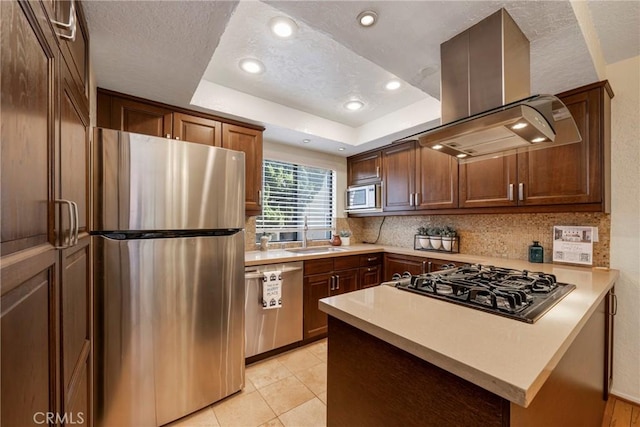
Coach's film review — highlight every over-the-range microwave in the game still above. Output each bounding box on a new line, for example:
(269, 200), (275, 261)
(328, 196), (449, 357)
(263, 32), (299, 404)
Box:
(345, 184), (382, 213)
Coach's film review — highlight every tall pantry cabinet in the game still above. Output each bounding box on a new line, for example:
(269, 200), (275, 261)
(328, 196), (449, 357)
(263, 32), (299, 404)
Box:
(1, 0), (91, 425)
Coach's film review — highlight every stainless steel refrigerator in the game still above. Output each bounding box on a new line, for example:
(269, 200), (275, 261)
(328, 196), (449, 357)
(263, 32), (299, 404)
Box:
(91, 129), (245, 426)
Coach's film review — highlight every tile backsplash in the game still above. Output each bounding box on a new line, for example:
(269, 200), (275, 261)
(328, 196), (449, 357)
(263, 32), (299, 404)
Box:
(348, 213), (611, 266)
(245, 213), (610, 267)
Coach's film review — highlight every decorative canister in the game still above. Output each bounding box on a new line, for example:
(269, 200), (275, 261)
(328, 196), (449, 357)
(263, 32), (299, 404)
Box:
(330, 235), (342, 246)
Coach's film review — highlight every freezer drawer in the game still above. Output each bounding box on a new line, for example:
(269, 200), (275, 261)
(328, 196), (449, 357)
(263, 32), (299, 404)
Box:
(245, 262), (303, 358)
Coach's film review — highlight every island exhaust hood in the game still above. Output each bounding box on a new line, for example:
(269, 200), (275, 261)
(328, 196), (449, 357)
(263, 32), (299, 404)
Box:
(409, 9), (581, 162)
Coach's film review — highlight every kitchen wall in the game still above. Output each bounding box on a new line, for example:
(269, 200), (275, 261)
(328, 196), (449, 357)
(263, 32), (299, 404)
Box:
(350, 213), (610, 266)
(607, 55), (640, 403)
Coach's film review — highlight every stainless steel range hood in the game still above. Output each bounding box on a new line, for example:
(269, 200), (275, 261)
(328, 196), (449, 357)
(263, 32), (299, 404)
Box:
(411, 9), (581, 162)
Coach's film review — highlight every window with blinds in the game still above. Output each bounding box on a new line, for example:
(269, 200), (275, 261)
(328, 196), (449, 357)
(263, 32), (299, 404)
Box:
(256, 159), (335, 242)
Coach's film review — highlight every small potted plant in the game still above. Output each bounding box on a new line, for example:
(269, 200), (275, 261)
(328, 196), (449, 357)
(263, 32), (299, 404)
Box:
(339, 230), (352, 246)
(417, 226), (430, 249)
(428, 227), (442, 250)
(442, 226), (457, 251)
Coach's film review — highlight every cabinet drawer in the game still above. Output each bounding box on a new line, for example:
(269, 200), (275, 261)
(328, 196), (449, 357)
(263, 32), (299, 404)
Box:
(334, 255), (360, 271)
(360, 253), (382, 267)
(359, 265), (381, 289)
(304, 258), (334, 276)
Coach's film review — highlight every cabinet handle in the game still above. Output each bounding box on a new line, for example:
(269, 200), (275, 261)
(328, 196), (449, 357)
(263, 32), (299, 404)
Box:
(508, 184), (514, 201)
(175, 136), (180, 140)
(71, 201), (79, 245)
(428, 261), (433, 273)
(330, 276), (335, 291)
(409, 193), (414, 207)
(414, 193), (420, 206)
(55, 199), (75, 249)
(258, 190), (262, 206)
(422, 261), (427, 274)
(51, 0), (77, 41)
(376, 166), (380, 178)
(166, 134), (171, 138)
(518, 183), (524, 201)
(366, 257), (377, 262)
(335, 275), (340, 290)
(611, 293), (618, 316)
(367, 267), (373, 272)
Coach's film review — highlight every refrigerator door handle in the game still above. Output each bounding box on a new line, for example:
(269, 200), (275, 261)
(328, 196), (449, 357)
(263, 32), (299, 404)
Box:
(55, 199), (75, 249)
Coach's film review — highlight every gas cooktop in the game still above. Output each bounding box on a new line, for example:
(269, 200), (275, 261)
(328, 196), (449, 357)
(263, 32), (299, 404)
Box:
(381, 264), (575, 323)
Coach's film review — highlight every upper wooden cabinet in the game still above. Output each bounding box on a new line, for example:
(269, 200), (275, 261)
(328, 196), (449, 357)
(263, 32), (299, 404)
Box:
(222, 124), (263, 216)
(173, 113), (222, 146)
(377, 141), (458, 213)
(57, 0), (90, 104)
(460, 81), (613, 210)
(415, 143), (459, 210)
(97, 89), (265, 216)
(108, 95), (173, 137)
(348, 150), (382, 186)
(382, 141), (416, 211)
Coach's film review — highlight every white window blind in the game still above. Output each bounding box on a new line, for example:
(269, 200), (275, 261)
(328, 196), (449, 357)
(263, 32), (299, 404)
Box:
(257, 159), (335, 242)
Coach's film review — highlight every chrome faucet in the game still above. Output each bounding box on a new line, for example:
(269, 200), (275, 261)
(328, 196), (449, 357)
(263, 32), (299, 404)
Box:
(302, 215), (308, 248)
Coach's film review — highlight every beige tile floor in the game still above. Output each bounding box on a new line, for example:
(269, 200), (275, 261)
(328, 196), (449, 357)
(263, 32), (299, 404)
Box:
(167, 339), (328, 427)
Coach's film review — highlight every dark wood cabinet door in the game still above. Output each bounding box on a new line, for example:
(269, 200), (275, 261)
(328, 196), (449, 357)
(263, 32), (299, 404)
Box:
(172, 113), (222, 146)
(111, 96), (173, 137)
(383, 254), (426, 281)
(60, 238), (90, 419)
(348, 151), (382, 185)
(59, 56), (89, 236)
(382, 142), (416, 211)
(427, 258), (461, 273)
(57, 0), (89, 103)
(359, 266), (381, 289)
(459, 155), (518, 208)
(518, 87), (604, 206)
(416, 145), (459, 210)
(222, 124), (263, 215)
(1, 249), (57, 427)
(1, 0), (56, 255)
(303, 273), (332, 339)
(333, 268), (359, 296)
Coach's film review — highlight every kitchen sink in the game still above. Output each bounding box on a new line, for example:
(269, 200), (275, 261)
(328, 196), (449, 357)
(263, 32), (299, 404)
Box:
(285, 247), (349, 254)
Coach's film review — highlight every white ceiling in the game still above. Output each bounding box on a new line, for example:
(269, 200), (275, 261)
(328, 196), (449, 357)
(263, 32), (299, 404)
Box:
(85, 0), (640, 156)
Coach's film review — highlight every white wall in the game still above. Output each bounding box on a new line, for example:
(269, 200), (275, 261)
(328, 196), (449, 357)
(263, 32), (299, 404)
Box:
(263, 140), (348, 217)
(607, 55), (640, 403)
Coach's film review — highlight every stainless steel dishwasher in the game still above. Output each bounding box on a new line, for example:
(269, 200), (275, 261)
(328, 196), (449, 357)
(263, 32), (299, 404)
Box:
(244, 262), (303, 358)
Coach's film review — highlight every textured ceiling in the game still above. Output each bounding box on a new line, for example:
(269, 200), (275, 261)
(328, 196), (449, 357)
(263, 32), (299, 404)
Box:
(201, 1), (429, 127)
(588, 0), (640, 64)
(84, 0), (640, 156)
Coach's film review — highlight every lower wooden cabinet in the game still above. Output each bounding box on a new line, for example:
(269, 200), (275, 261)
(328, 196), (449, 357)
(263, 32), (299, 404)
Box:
(303, 254), (383, 339)
(383, 253), (462, 281)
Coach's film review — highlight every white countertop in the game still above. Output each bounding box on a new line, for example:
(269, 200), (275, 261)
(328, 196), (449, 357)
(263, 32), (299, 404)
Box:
(318, 259), (618, 407)
(245, 244), (489, 266)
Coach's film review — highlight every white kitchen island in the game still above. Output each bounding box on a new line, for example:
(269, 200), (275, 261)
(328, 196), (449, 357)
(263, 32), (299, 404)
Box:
(319, 261), (618, 426)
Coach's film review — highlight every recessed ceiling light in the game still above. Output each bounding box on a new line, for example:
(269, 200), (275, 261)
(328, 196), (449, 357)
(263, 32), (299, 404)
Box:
(338, 147), (346, 151)
(302, 139), (311, 144)
(432, 144), (443, 150)
(270, 16), (297, 38)
(385, 80), (401, 91)
(531, 137), (547, 143)
(239, 58), (265, 74)
(357, 11), (377, 27)
(511, 122), (528, 130)
(344, 100), (364, 111)
(456, 153), (468, 159)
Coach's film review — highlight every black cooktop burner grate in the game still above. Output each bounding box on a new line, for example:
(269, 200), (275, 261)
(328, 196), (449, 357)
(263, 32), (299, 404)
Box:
(390, 264), (575, 323)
